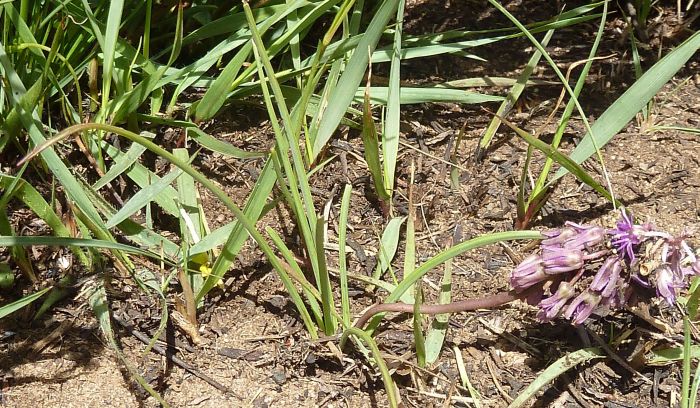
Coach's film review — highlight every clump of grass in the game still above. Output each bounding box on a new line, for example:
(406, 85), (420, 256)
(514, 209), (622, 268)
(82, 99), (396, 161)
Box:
(6, 1), (696, 405)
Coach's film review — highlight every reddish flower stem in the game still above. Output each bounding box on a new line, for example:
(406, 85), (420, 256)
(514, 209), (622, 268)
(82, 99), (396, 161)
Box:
(354, 287), (537, 330)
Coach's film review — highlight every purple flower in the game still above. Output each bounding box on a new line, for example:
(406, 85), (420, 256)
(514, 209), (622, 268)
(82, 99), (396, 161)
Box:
(563, 224), (606, 251)
(541, 223), (605, 252)
(590, 256), (622, 297)
(599, 281), (629, 311)
(541, 248), (584, 274)
(537, 282), (575, 322)
(691, 260), (700, 276)
(563, 291), (601, 325)
(609, 208), (651, 263)
(655, 266), (678, 305)
(510, 254), (547, 292)
(541, 227), (577, 247)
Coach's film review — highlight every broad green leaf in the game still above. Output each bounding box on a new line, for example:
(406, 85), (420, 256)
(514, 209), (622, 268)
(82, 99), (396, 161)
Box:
(377, 216), (406, 273)
(649, 345), (700, 365)
(553, 30), (700, 181)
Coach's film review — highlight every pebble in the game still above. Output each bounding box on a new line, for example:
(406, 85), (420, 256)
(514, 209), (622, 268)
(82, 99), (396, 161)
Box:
(271, 369), (287, 385)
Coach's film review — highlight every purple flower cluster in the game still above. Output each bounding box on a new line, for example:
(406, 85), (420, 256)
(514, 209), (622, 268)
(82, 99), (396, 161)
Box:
(511, 209), (700, 325)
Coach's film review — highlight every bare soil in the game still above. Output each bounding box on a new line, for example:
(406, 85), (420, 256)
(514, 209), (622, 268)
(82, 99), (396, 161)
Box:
(2, 1), (700, 407)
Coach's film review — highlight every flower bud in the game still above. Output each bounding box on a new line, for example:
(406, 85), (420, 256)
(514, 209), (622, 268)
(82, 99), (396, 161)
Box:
(590, 256), (622, 297)
(510, 254), (547, 292)
(541, 227), (577, 247)
(563, 291), (601, 325)
(536, 282), (575, 322)
(541, 249), (584, 274)
(562, 226), (606, 251)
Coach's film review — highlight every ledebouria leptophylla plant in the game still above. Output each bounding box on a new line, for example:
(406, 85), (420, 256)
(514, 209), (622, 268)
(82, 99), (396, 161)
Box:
(511, 208), (700, 325)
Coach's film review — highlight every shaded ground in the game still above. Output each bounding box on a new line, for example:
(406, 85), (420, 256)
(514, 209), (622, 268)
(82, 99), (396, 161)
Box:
(2, 1), (700, 407)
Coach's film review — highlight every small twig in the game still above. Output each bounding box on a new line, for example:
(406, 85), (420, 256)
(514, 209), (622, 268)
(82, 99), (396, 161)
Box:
(113, 314), (233, 394)
(485, 356), (513, 403)
(586, 328), (653, 385)
(31, 319), (75, 353)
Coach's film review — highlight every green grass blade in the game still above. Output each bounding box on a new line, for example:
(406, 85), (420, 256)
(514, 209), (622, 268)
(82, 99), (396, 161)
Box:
(382, 0), (405, 193)
(553, 30), (700, 181)
(316, 215), (337, 335)
(187, 127), (266, 159)
(361, 85), (391, 201)
(0, 174), (90, 267)
(682, 317), (692, 408)
(507, 348), (604, 408)
(689, 349), (700, 408)
(267, 227), (323, 329)
(357, 87), (503, 105)
(477, 28), (555, 155)
(194, 42), (253, 122)
(99, 0), (124, 117)
(105, 168), (182, 229)
(100, 140), (179, 216)
(341, 327), (399, 408)
(413, 282), (426, 368)
(0, 42), (109, 239)
(312, 0), (400, 160)
(196, 159), (276, 301)
(454, 346), (482, 407)
(401, 185), (416, 302)
(0, 236), (162, 261)
(425, 251), (452, 365)
(79, 176), (180, 259)
(499, 117), (619, 206)
(0, 287), (51, 319)
(93, 136), (149, 190)
(338, 184), (352, 327)
(531, 1), (608, 200)
(266, 227), (326, 338)
(649, 346), (700, 364)
(174, 148), (202, 244)
(372, 217), (406, 287)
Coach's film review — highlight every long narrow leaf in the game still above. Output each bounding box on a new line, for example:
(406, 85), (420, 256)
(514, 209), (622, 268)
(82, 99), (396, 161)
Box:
(508, 348), (604, 408)
(552, 28), (700, 180)
(312, 0), (400, 159)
